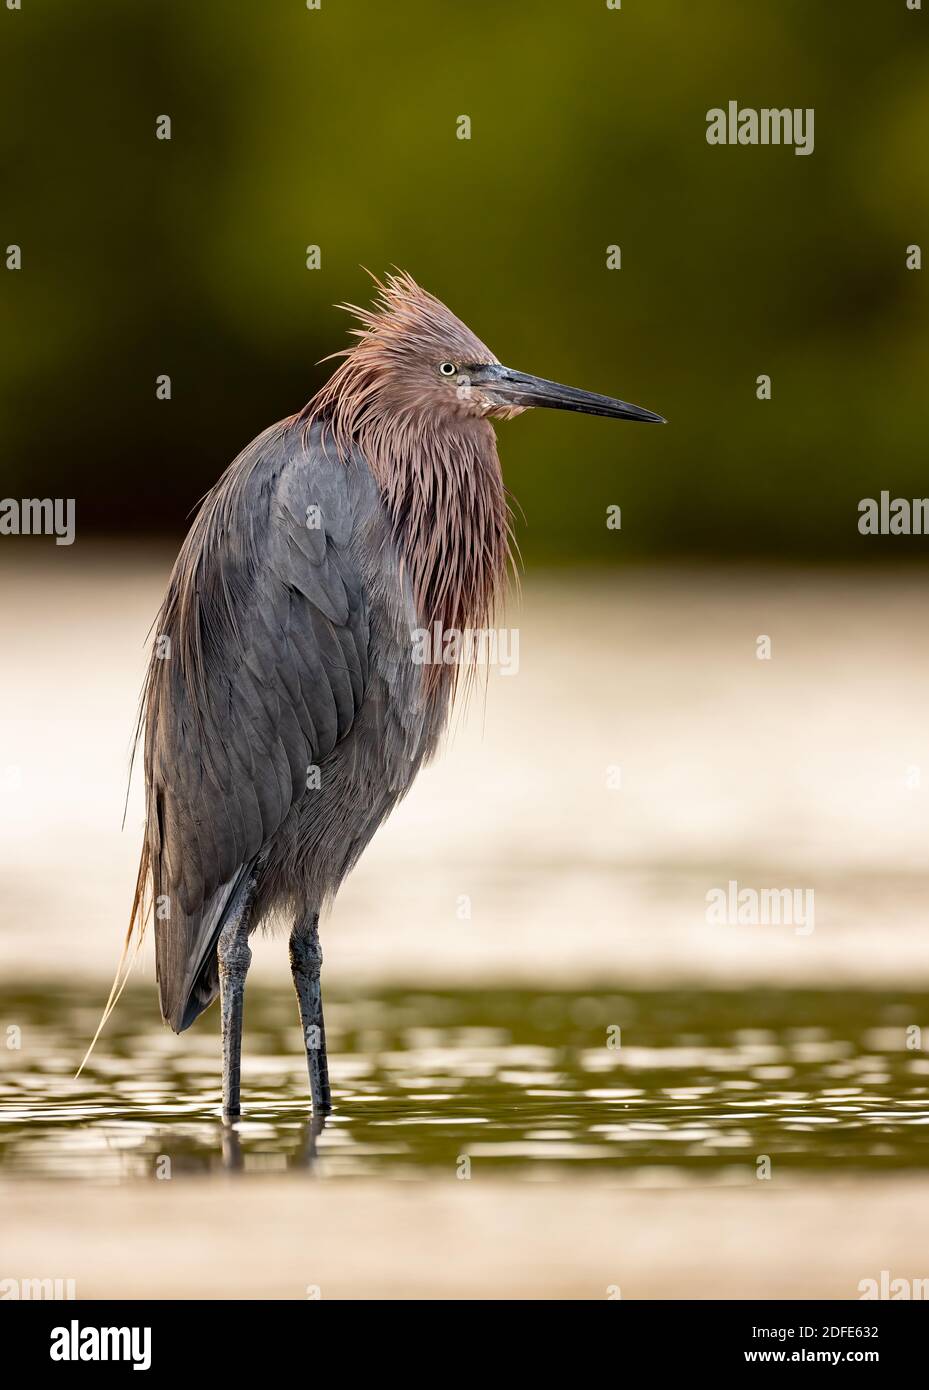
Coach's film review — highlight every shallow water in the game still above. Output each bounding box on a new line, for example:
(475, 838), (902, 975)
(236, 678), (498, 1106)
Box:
(2, 986), (928, 1184)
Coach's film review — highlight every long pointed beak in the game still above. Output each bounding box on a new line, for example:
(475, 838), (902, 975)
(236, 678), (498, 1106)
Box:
(472, 364), (665, 423)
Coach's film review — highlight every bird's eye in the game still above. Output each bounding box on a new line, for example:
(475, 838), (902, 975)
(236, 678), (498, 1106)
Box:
(439, 362), (457, 377)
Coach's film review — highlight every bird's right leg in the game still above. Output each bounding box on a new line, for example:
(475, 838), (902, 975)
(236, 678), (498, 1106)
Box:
(217, 874), (256, 1119)
(289, 911), (332, 1114)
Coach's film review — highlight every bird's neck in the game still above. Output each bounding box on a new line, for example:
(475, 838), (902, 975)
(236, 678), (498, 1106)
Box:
(377, 415), (511, 644)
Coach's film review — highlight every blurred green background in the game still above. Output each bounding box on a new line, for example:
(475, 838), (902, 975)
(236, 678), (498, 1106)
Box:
(1, 0), (926, 559)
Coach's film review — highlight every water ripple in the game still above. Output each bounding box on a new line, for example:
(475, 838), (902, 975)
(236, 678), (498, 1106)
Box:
(1, 986), (927, 1182)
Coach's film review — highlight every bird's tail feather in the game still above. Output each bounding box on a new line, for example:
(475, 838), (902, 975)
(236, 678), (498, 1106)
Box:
(160, 866), (254, 1033)
(75, 842), (152, 1078)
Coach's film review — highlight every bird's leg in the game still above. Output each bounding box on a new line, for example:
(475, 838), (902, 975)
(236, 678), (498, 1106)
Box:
(289, 912), (332, 1114)
(217, 876), (256, 1119)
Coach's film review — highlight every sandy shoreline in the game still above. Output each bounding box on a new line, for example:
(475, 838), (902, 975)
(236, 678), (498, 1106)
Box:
(3, 1175), (927, 1300)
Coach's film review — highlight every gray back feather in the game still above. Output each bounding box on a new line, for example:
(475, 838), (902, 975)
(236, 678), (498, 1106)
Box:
(143, 419), (375, 1029)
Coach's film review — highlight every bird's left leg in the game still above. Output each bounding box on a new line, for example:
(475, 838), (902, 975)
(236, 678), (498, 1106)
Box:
(289, 911), (332, 1114)
(218, 873), (257, 1119)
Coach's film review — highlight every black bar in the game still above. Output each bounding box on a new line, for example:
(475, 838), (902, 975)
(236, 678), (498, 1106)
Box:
(1, 1297), (922, 1373)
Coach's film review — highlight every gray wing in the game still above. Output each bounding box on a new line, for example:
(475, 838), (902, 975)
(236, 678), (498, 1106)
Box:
(142, 419), (372, 1030)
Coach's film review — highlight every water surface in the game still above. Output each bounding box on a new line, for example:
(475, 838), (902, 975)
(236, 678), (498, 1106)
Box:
(2, 986), (928, 1183)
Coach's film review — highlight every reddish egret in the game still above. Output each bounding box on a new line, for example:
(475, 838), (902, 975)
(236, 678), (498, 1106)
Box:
(87, 272), (664, 1116)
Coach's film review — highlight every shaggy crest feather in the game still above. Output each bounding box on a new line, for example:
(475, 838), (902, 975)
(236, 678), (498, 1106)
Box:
(304, 271), (515, 655)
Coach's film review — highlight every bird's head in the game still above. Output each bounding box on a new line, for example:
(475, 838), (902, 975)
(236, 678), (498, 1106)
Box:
(318, 270), (665, 430)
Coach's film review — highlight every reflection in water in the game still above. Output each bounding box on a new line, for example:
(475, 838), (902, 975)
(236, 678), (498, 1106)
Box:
(1, 986), (928, 1183)
(221, 1114), (327, 1173)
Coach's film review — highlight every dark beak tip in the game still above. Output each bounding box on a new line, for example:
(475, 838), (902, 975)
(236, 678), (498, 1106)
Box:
(486, 364), (665, 425)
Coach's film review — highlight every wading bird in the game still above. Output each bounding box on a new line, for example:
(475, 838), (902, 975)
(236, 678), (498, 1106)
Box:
(88, 272), (664, 1116)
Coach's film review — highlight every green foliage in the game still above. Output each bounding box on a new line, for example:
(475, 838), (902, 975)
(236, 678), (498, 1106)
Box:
(1, 0), (926, 559)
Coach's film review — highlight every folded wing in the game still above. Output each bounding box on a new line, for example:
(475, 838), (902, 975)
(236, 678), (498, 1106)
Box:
(143, 421), (371, 1029)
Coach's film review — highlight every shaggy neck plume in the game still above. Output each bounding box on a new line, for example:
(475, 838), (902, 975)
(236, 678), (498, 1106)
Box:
(378, 411), (510, 642)
(305, 384), (511, 672)
(314, 394), (510, 644)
